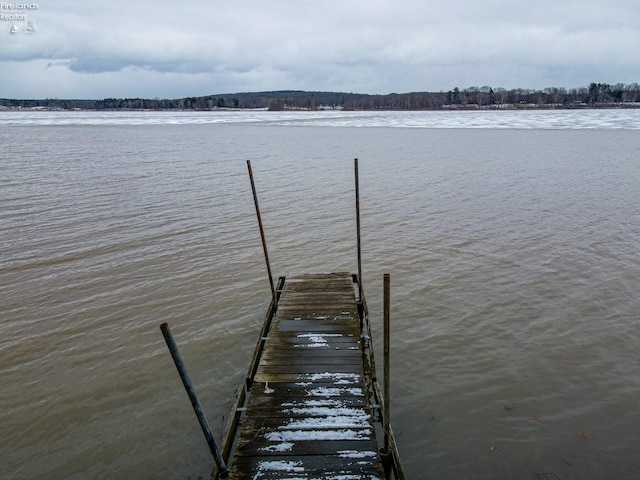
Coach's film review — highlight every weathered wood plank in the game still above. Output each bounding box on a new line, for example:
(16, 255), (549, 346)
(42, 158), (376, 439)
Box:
(246, 391), (368, 406)
(262, 348), (361, 358)
(230, 454), (383, 470)
(275, 322), (358, 329)
(263, 343), (360, 352)
(263, 334), (360, 342)
(248, 381), (367, 400)
(233, 439), (379, 456)
(230, 454), (384, 479)
(243, 403), (374, 418)
(259, 358), (362, 368)
(254, 373), (370, 385)
(278, 291), (356, 299)
(239, 417), (374, 437)
(254, 370), (368, 384)
(256, 365), (364, 382)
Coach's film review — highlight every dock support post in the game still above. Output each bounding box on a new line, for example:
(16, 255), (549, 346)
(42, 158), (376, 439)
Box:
(247, 160), (275, 299)
(381, 273), (393, 477)
(383, 273), (391, 452)
(355, 158), (363, 302)
(160, 323), (229, 479)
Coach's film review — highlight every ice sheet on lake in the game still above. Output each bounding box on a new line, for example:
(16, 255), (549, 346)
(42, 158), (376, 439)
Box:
(3, 109), (640, 129)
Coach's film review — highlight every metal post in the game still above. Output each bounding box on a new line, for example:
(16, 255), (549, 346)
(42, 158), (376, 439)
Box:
(355, 158), (363, 302)
(160, 323), (229, 479)
(247, 160), (275, 299)
(383, 273), (391, 454)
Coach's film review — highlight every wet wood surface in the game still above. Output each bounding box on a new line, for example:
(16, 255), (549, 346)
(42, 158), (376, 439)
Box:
(227, 273), (384, 479)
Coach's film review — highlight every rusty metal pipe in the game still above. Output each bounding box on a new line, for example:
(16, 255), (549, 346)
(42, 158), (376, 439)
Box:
(355, 158), (363, 302)
(247, 160), (275, 299)
(383, 273), (391, 455)
(160, 323), (229, 479)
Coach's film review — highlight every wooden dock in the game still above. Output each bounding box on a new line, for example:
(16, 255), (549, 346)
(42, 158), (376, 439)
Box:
(218, 160), (402, 479)
(160, 159), (403, 479)
(218, 272), (402, 479)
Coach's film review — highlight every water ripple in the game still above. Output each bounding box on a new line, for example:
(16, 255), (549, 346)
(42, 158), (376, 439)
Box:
(1, 120), (639, 479)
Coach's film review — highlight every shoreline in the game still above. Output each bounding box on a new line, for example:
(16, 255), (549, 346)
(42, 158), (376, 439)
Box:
(1, 102), (640, 112)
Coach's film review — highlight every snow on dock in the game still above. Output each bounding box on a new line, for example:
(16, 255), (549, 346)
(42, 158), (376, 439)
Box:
(225, 273), (386, 479)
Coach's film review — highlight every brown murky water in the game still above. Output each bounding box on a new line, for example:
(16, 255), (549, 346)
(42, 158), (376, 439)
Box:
(2, 111), (640, 479)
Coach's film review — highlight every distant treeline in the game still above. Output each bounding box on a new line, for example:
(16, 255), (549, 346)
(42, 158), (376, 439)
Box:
(2, 82), (640, 111)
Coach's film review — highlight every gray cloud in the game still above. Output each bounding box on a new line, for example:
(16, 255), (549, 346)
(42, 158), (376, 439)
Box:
(1, 0), (638, 98)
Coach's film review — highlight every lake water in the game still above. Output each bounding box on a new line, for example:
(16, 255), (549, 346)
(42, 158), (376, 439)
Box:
(1, 109), (639, 479)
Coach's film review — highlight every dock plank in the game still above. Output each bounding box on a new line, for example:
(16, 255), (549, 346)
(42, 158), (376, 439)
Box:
(227, 273), (384, 479)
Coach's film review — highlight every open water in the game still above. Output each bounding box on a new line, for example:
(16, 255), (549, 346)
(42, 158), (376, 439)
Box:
(1, 109), (639, 479)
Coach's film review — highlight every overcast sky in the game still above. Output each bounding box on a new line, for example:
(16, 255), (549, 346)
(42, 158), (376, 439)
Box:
(2, 0), (638, 99)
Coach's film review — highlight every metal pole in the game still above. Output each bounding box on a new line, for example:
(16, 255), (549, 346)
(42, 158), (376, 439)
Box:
(383, 273), (391, 454)
(247, 160), (275, 299)
(160, 323), (229, 479)
(355, 158), (363, 301)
